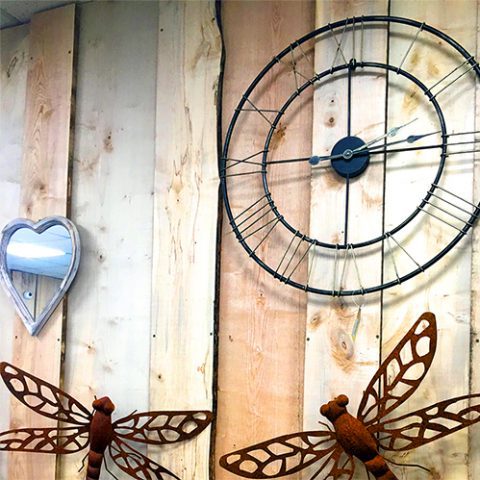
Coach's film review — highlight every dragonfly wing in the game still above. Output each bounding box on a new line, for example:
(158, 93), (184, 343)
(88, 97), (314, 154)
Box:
(0, 426), (89, 453)
(0, 362), (91, 425)
(357, 312), (437, 426)
(369, 393), (480, 451)
(219, 430), (339, 478)
(305, 445), (354, 480)
(326, 447), (354, 480)
(109, 436), (181, 480)
(113, 410), (212, 444)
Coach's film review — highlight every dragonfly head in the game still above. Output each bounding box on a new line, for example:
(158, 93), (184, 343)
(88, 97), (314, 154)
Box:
(320, 394), (349, 422)
(92, 396), (116, 415)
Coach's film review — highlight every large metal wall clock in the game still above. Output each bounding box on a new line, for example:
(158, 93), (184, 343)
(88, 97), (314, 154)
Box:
(220, 16), (479, 296)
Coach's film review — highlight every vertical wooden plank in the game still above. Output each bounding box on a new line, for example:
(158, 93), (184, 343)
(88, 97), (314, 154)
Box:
(0, 23), (29, 479)
(6, 5), (75, 480)
(470, 2), (480, 478)
(304, 3), (387, 479)
(150, 0), (219, 474)
(383, 1), (477, 478)
(59, 2), (158, 478)
(148, 1), (221, 478)
(216, 2), (314, 479)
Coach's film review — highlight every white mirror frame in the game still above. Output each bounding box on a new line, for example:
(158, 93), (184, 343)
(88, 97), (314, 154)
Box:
(0, 216), (81, 336)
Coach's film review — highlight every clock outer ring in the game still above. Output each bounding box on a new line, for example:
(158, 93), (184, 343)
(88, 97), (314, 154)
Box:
(221, 15), (480, 296)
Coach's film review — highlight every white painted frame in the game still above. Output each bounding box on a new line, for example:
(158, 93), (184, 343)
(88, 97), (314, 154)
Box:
(0, 216), (80, 336)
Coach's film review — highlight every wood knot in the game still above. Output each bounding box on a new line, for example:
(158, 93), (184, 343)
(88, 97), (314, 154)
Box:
(103, 131), (113, 152)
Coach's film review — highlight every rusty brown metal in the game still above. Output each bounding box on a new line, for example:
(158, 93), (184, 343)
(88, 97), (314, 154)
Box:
(219, 312), (480, 480)
(0, 362), (213, 479)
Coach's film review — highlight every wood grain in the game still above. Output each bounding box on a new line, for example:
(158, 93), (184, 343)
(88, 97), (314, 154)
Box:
(7, 5), (75, 480)
(0, 23), (29, 480)
(59, 2), (158, 478)
(216, 2), (314, 479)
(303, 3), (387, 479)
(383, 1), (477, 478)
(148, 1), (221, 478)
(470, 2), (480, 478)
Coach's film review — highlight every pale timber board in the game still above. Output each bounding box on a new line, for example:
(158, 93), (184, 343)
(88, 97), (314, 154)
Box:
(216, 2), (314, 479)
(303, 2), (387, 479)
(7, 5), (74, 479)
(470, 2), (480, 478)
(382, 1), (477, 478)
(0, 23), (29, 479)
(148, 1), (220, 478)
(59, 2), (158, 478)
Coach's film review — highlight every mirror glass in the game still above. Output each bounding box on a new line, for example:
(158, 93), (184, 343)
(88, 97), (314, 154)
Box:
(6, 225), (73, 318)
(0, 217), (80, 335)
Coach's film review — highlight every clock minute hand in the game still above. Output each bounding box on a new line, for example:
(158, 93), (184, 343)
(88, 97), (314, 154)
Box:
(352, 117), (419, 153)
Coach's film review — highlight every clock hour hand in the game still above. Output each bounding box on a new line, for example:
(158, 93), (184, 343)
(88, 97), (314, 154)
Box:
(367, 129), (442, 153)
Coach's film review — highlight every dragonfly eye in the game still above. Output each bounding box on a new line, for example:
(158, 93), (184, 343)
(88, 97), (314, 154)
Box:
(336, 395), (349, 407)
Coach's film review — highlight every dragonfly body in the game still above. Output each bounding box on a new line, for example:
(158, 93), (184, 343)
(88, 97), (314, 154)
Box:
(87, 396), (115, 480)
(320, 395), (397, 480)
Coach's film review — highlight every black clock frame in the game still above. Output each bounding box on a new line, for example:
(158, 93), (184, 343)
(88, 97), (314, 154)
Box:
(220, 15), (480, 296)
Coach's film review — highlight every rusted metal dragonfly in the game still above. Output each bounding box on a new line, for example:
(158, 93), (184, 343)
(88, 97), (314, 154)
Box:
(220, 312), (480, 480)
(0, 362), (213, 480)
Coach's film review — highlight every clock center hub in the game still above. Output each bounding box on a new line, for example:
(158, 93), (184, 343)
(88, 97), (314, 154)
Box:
(330, 136), (370, 179)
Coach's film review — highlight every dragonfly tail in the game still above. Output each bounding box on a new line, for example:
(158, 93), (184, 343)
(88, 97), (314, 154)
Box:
(86, 450), (104, 480)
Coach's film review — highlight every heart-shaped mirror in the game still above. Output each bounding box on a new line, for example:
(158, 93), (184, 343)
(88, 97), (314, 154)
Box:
(0, 216), (80, 336)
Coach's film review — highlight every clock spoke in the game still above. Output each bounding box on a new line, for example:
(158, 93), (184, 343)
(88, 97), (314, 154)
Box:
(418, 184), (479, 233)
(331, 244), (364, 295)
(344, 176), (350, 245)
(347, 63), (353, 136)
(230, 196), (282, 242)
(385, 233), (423, 272)
(250, 218), (282, 256)
(221, 169), (266, 178)
(274, 44), (314, 92)
(445, 130), (480, 156)
(275, 233), (312, 281)
(396, 23), (425, 73)
(220, 150), (267, 178)
(328, 19), (349, 71)
(221, 150), (267, 172)
(238, 97), (282, 127)
(426, 57), (478, 100)
(385, 235), (401, 285)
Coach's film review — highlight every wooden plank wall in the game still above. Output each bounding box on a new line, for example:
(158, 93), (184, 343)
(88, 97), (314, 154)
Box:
(0, 1), (220, 479)
(0, 1), (479, 479)
(0, 23), (30, 479)
(215, 2), (314, 478)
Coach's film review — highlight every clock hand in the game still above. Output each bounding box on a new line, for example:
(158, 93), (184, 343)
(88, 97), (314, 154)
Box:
(307, 118), (420, 166)
(267, 128), (443, 166)
(351, 117), (419, 153)
(365, 129), (442, 153)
